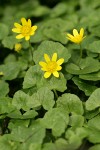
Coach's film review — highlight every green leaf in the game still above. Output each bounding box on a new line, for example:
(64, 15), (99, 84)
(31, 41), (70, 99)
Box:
(33, 40), (71, 64)
(86, 88), (100, 111)
(55, 138), (68, 150)
(23, 65), (42, 89)
(79, 71), (100, 81)
(42, 143), (56, 150)
(43, 27), (68, 44)
(7, 110), (38, 119)
(29, 143), (41, 150)
(41, 108), (69, 137)
(0, 135), (19, 150)
(69, 114), (84, 128)
(72, 76), (97, 96)
(57, 93), (84, 115)
(87, 40), (100, 53)
(66, 57), (100, 75)
(0, 62), (21, 80)
(38, 73), (67, 92)
(2, 35), (19, 49)
(23, 65), (67, 92)
(64, 127), (88, 150)
(27, 87), (55, 110)
(0, 97), (14, 114)
(86, 115), (100, 143)
(0, 81), (9, 97)
(89, 144), (100, 150)
(10, 125), (45, 144)
(50, 2), (67, 18)
(12, 90), (30, 111)
(65, 129), (82, 150)
(0, 23), (9, 40)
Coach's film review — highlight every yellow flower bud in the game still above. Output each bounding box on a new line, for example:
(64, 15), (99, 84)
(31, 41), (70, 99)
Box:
(14, 43), (22, 52)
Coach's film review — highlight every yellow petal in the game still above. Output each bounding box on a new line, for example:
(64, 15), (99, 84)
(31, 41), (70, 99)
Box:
(67, 33), (74, 39)
(80, 28), (84, 37)
(21, 18), (27, 26)
(16, 34), (24, 39)
(39, 61), (47, 68)
(57, 58), (64, 65)
(52, 53), (57, 61)
(28, 19), (31, 27)
(44, 54), (50, 62)
(44, 72), (51, 78)
(53, 71), (59, 78)
(30, 30), (35, 35)
(73, 29), (78, 36)
(56, 65), (62, 71)
(25, 36), (30, 41)
(12, 28), (21, 33)
(14, 23), (22, 28)
(32, 26), (37, 31)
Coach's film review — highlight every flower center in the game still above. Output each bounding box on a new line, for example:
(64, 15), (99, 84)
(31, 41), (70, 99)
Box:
(21, 25), (31, 36)
(75, 35), (82, 43)
(47, 61), (57, 73)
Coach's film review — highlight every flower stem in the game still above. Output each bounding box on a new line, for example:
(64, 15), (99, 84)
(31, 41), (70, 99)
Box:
(77, 44), (83, 64)
(80, 44), (83, 59)
(53, 89), (58, 100)
(29, 40), (34, 65)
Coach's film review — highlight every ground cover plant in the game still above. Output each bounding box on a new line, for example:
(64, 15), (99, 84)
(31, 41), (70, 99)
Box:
(0, 0), (100, 149)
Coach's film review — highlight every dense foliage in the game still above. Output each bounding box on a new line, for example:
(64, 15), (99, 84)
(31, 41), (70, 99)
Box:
(0, 0), (100, 150)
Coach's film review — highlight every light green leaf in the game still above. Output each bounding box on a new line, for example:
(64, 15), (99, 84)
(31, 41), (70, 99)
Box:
(0, 97), (14, 114)
(33, 40), (71, 64)
(86, 88), (100, 111)
(50, 2), (67, 18)
(88, 40), (100, 53)
(41, 108), (69, 137)
(12, 90), (30, 111)
(23, 65), (42, 89)
(0, 23), (9, 40)
(7, 110), (38, 119)
(72, 76), (97, 96)
(57, 93), (84, 115)
(79, 71), (100, 81)
(27, 87), (55, 110)
(69, 114), (84, 128)
(66, 57), (100, 75)
(43, 27), (67, 44)
(65, 129), (82, 150)
(86, 111), (100, 144)
(0, 135), (18, 150)
(2, 35), (19, 49)
(89, 144), (100, 150)
(0, 62), (21, 80)
(10, 124), (45, 144)
(38, 73), (67, 92)
(23, 65), (67, 92)
(29, 143), (41, 150)
(0, 81), (9, 97)
(42, 143), (56, 150)
(55, 138), (68, 150)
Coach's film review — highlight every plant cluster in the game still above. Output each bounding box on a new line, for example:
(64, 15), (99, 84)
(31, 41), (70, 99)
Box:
(0, 0), (100, 150)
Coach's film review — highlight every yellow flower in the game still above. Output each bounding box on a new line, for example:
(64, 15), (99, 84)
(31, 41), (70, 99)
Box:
(14, 43), (22, 52)
(12, 18), (37, 41)
(39, 53), (64, 78)
(66, 28), (85, 44)
(0, 72), (4, 76)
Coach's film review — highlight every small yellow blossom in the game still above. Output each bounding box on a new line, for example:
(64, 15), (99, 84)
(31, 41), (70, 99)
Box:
(12, 18), (37, 41)
(0, 72), (4, 76)
(39, 53), (64, 78)
(14, 43), (22, 52)
(66, 28), (85, 44)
